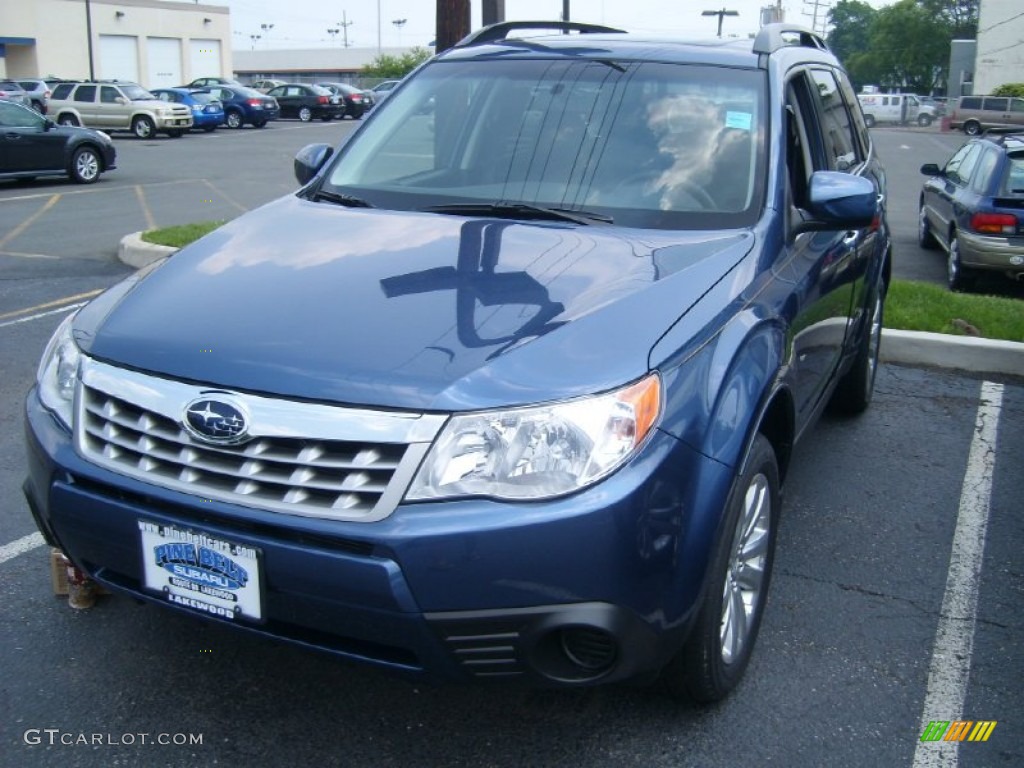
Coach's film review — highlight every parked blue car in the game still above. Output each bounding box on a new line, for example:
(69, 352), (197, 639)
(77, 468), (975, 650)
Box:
(26, 22), (890, 704)
(150, 88), (225, 132)
(201, 84), (279, 129)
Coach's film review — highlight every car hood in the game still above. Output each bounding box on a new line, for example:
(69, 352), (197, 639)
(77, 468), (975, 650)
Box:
(76, 196), (753, 411)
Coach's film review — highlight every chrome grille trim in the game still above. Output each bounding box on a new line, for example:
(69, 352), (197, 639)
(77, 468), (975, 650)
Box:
(75, 357), (446, 522)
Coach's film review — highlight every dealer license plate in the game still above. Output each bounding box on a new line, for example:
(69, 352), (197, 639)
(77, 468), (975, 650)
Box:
(138, 521), (262, 622)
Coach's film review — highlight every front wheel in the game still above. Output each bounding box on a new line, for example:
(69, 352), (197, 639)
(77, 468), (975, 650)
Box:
(298, 106), (312, 122)
(662, 434), (780, 704)
(918, 204), (938, 249)
(917, 113), (933, 127)
(947, 234), (976, 292)
(69, 146), (102, 184)
(132, 115), (155, 139)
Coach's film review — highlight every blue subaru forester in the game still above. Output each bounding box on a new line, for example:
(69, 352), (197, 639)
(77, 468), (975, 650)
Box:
(25, 22), (890, 703)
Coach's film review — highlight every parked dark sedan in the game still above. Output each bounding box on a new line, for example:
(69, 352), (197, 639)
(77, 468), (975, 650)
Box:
(151, 88), (225, 132)
(919, 132), (1024, 291)
(204, 85), (279, 129)
(0, 99), (115, 184)
(266, 84), (344, 122)
(316, 82), (369, 119)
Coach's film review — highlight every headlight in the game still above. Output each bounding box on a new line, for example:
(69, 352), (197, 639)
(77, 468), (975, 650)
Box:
(406, 374), (661, 501)
(36, 312), (81, 429)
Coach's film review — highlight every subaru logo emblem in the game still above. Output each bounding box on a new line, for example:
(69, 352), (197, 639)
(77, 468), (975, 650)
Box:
(183, 396), (251, 445)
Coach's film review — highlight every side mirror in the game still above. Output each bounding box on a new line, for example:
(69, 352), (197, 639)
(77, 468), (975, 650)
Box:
(920, 163), (942, 177)
(294, 143), (334, 186)
(793, 171), (877, 237)
(116, 96), (128, 105)
(43, 118), (56, 132)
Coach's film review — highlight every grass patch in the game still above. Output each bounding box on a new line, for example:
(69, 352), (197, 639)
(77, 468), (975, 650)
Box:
(886, 280), (1024, 342)
(141, 220), (224, 248)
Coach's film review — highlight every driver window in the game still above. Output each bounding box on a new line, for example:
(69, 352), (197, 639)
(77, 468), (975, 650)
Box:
(101, 86), (120, 104)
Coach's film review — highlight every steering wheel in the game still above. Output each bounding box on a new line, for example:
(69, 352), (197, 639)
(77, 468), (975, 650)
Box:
(612, 171), (717, 210)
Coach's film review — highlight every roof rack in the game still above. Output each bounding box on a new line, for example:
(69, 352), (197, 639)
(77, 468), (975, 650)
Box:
(752, 24), (829, 55)
(455, 20), (625, 48)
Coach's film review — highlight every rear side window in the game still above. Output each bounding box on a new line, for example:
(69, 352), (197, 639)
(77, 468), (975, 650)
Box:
(1010, 98), (1024, 114)
(983, 97), (1007, 112)
(971, 148), (999, 194)
(73, 85), (96, 103)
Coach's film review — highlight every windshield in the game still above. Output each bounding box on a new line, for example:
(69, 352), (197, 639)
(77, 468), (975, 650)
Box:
(321, 59), (766, 230)
(123, 84), (155, 101)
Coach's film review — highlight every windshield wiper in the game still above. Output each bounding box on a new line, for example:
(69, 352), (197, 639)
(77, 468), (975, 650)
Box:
(421, 202), (612, 225)
(310, 189), (375, 208)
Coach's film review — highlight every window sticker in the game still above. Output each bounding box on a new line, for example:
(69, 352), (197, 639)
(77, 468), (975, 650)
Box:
(726, 111), (753, 131)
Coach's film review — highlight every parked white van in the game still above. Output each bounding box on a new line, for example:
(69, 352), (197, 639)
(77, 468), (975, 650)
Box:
(856, 93), (936, 127)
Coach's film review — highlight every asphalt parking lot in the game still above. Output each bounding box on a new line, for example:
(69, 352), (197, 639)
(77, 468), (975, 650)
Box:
(0, 122), (1021, 767)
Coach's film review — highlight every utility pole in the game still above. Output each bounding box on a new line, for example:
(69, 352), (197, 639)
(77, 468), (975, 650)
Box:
(701, 8), (739, 38)
(339, 11), (354, 48)
(482, 0), (505, 26)
(436, 0), (470, 53)
(801, 0), (830, 36)
(562, 1), (570, 22)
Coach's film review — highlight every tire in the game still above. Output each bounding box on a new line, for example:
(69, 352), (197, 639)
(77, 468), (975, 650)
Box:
(662, 433), (780, 704)
(947, 233), (976, 292)
(830, 281), (886, 415)
(69, 146), (102, 184)
(917, 204), (938, 249)
(863, 114), (876, 128)
(963, 120), (981, 136)
(131, 115), (155, 139)
(298, 107), (312, 122)
(225, 110), (244, 129)
(917, 113), (933, 127)
(58, 114), (79, 127)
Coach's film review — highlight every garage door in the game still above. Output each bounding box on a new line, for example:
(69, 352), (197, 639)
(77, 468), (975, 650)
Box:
(99, 35), (139, 83)
(190, 39), (222, 80)
(147, 38), (182, 90)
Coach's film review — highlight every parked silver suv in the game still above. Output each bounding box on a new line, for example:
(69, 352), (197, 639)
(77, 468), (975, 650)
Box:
(49, 81), (193, 138)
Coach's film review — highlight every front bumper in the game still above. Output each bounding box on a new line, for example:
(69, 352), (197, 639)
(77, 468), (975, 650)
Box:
(24, 387), (731, 685)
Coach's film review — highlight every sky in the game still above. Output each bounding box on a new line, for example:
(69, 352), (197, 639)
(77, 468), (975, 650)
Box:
(184, 0), (862, 52)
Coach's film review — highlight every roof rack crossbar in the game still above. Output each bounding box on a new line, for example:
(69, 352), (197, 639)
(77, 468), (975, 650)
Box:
(455, 20), (626, 48)
(752, 23), (829, 55)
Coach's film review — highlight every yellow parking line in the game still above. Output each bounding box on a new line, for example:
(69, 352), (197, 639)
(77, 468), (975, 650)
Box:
(0, 179), (199, 204)
(202, 179), (249, 215)
(0, 289), (104, 321)
(134, 186), (157, 231)
(0, 194), (60, 249)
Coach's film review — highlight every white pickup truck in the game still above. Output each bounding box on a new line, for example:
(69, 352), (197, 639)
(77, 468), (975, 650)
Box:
(856, 93), (937, 127)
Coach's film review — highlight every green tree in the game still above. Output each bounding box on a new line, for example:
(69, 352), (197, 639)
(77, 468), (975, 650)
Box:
(917, 0), (979, 38)
(362, 47), (433, 79)
(827, 0), (877, 68)
(868, 0), (951, 93)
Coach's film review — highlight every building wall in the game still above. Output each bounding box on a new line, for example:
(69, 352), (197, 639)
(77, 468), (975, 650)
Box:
(0, 0), (231, 84)
(973, 0), (1024, 94)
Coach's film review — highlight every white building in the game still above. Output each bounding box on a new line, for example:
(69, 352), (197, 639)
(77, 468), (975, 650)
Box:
(0, 0), (232, 88)
(973, 0), (1024, 93)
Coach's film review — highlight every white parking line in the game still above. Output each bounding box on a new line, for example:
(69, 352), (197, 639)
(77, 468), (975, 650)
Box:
(0, 302), (85, 329)
(0, 532), (45, 566)
(913, 381), (1003, 766)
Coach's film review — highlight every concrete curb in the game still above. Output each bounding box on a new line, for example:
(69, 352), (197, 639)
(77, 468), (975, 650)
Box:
(118, 231), (177, 269)
(881, 329), (1024, 378)
(116, 232), (1024, 379)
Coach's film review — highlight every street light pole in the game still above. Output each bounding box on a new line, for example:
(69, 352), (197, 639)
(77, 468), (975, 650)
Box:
(701, 8), (738, 38)
(84, 0), (95, 80)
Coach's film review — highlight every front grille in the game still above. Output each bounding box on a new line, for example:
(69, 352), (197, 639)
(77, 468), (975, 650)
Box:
(75, 359), (444, 522)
